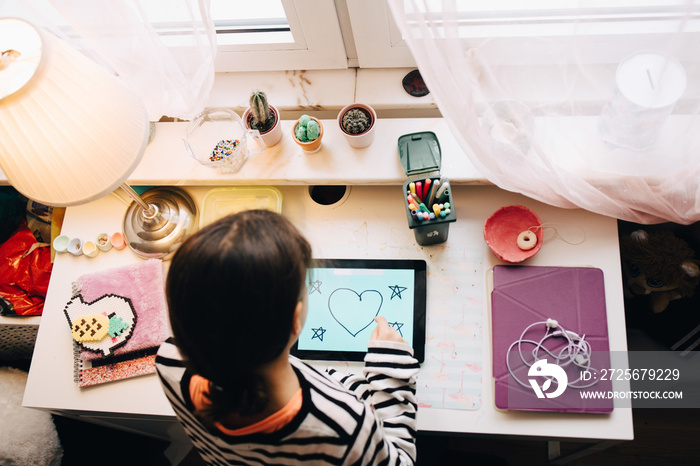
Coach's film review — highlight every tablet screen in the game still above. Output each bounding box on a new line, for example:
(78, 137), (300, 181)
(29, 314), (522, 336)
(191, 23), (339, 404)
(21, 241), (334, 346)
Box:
(292, 259), (426, 362)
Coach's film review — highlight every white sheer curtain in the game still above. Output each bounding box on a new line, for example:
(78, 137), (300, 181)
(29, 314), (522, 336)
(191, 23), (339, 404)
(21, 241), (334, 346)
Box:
(389, 1), (700, 225)
(2, 0), (216, 121)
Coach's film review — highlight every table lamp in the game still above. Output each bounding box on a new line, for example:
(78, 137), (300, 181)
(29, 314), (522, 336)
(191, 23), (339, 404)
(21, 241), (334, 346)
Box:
(0, 17), (196, 260)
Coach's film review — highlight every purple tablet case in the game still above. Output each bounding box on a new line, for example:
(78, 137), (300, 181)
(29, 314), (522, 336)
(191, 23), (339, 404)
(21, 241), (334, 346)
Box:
(491, 265), (613, 413)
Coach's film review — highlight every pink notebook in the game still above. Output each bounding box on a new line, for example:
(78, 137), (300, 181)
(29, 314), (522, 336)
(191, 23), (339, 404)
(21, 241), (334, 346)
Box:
(491, 265), (613, 413)
(68, 259), (169, 361)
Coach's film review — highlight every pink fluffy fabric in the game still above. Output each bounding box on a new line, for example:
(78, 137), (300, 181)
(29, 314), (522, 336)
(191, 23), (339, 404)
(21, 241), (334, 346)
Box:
(75, 259), (169, 361)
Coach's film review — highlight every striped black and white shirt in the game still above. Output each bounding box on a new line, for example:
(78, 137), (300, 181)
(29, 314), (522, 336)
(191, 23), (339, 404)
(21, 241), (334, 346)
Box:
(156, 338), (420, 465)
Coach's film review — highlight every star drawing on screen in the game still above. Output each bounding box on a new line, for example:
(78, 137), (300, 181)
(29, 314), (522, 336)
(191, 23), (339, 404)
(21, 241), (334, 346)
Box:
(389, 321), (404, 336)
(388, 284), (407, 299)
(311, 327), (326, 341)
(308, 280), (322, 295)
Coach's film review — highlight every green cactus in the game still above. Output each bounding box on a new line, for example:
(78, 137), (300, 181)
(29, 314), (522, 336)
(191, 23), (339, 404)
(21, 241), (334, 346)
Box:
(295, 114), (320, 142)
(341, 108), (371, 134)
(248, 90), (275, 132)
(307, 120), (320, 140)
(294, 122), (307, 141)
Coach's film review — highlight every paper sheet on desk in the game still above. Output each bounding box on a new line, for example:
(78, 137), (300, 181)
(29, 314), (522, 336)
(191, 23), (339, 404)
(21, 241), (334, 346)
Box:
(417, 246), (483, 410)
(316, 244), (484, 411)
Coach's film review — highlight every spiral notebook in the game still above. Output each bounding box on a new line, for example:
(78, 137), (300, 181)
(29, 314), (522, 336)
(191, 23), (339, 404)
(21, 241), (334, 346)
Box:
(490, 265), (614, 413)
(64, 259), (169, 387)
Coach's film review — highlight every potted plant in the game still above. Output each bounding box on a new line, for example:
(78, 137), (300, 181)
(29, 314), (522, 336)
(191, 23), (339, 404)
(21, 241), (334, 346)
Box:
(242, 90), (283, 147)
(338, 103), (377, 148)
(292, 114), (323, 153)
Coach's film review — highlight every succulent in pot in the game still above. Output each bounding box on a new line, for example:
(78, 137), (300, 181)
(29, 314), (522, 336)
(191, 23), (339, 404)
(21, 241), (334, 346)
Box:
(243, 90), (283, 147)
(338, 103), (377, 148)
(292, 114), (323, 153)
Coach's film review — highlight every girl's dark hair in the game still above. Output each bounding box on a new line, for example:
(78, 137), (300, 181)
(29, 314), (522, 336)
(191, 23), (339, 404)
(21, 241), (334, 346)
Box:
(166, 210), (311, 425)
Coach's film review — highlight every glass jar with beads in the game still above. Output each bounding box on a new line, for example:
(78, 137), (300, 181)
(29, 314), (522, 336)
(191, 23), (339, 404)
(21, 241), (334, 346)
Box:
(183, 107), (266, 173)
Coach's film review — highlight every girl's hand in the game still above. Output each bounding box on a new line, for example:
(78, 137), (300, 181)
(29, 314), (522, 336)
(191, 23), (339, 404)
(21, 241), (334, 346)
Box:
(370, 316), (407, 344)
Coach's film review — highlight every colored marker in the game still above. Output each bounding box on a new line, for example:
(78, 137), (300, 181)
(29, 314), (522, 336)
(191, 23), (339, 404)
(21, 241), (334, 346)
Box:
(418, 202), (430, 213)
(424, 178), (432, 201)
(432, 203), (441, 216)
(436, 180), (449, 199)
(437, 184), (451, 203)
(409, 182), (416, 196)
(428, 179), (439, 207)
(416, 181), (423, 202)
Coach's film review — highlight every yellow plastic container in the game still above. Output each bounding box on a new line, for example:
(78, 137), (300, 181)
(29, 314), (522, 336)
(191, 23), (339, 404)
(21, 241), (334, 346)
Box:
(199, 187), (283, 228)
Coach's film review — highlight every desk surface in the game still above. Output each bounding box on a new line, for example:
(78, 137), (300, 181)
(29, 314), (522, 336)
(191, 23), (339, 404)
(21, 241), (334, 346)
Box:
(24, 184), (633, 442)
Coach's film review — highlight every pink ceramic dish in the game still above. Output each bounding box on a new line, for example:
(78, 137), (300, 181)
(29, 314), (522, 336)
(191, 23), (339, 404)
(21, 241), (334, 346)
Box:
(484, 205), (543, 263)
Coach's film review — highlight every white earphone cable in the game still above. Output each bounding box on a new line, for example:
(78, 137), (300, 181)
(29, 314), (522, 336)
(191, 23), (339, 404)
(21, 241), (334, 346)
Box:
(506, 319), (600, 390)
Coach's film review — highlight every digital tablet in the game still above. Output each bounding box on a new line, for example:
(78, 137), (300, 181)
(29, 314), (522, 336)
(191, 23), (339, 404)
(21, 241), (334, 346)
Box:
(292, 258), (427, 363)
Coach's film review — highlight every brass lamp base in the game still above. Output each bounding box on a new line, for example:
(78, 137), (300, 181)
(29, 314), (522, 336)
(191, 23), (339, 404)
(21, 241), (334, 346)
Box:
(122, 186), (197, 260)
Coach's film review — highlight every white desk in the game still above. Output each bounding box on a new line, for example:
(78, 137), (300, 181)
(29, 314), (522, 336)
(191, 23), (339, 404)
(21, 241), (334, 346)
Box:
(23, 184), (633, 461)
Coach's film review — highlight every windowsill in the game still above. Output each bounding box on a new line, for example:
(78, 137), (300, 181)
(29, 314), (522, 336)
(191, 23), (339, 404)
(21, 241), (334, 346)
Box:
(126, 67), (481, 186)
(126, 117), (486, 186)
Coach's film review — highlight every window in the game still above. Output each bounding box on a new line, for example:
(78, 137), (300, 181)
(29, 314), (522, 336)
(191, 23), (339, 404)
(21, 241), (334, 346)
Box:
(0, 0), (348, 72)
(210, 0), (348, 71)
(3, 0), (697, 71)
(352, 0), (700, 67)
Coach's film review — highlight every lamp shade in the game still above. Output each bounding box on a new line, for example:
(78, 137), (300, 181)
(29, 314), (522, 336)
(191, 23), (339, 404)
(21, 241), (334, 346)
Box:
(0, 18), (148, 207)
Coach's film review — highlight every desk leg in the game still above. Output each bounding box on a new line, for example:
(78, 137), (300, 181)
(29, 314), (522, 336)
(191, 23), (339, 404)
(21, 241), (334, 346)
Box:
(548, 440), (622, 464)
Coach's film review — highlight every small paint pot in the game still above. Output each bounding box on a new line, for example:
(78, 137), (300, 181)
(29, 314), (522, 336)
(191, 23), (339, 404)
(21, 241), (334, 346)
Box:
(68, 238), (83, 256)
(96, 233), (112, 252)
(53, 235), (69, 253)
(83, 241), (99, 258)
(110, 232), (127, 250)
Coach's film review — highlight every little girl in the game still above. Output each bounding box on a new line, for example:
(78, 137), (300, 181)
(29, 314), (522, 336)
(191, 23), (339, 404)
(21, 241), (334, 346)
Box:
(156, 210), (419, 465)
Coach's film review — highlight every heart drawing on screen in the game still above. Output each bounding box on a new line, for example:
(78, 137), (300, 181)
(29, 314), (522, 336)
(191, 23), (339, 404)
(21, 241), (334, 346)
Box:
(328, 288), (384, 337)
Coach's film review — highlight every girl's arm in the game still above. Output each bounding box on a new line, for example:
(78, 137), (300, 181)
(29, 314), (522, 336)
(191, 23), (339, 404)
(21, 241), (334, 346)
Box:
(327, 317), (420, 464)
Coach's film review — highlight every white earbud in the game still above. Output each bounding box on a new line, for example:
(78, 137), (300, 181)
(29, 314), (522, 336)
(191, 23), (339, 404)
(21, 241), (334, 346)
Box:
(546, 318), (558, 329)
(550, 327), (582, 342)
